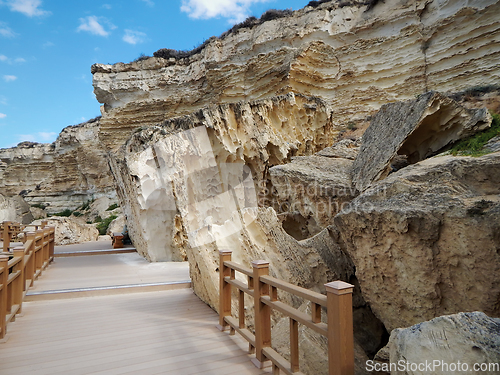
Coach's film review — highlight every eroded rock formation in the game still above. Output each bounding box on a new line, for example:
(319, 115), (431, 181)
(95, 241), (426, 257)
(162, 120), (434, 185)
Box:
(111, 93), (334, 261)
(382, 312), (500, 375)
(0, 194), (33, 224)
(92, 0), (500, 152)
(269, 139), (359, 239)
(335, 152), (500, 332)
(0, 118), (116, 213)
(352, 92), (492, 191)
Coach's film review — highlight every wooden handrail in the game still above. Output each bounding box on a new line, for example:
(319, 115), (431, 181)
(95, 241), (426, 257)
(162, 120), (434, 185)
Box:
(0, 222), (55, 339)
(0, 221), (26, 252)
(217, 250), (354, 375)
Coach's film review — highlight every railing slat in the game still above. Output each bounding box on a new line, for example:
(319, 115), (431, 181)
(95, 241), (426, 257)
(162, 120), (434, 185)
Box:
(225, 277), (254, 297)
(260, 274), (327, 307)
(224, 260), (253, 276)
(261, 296), (328, 336)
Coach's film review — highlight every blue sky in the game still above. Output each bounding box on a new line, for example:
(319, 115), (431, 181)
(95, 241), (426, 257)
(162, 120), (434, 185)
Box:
(0, 0), (311, 149)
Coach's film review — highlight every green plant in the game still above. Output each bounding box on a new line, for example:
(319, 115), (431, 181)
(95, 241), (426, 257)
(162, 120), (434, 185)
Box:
(106, 203), (119, 211)
(53, 209), (73, 217)
(450, 112), (500, 156)
(94, 216), (103, 223)
(96, 215), (118, 235)
(72, 211), (83, 217)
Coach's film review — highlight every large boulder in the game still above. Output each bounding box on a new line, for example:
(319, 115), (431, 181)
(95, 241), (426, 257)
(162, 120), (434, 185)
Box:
(111, 93), (335, 261)
(351, 92), (492, 192)
(335, 152), (500, 332)
(269, 139), (358, 239)
(0, 194), (34, 224)
(380, 312), (500, 375)
(36, 217), (99, 245)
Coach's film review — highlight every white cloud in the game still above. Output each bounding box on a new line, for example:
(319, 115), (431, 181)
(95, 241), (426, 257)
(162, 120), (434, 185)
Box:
(17, 131), (57, 143)
(180, 0), (270, 23)
(38, 131), (57, 141)
(77, 16), (115, 37)
(0, 22), (16, 38)
(0, 55), (26, 64)
(0, 113), (6, 119)
(3, 75), (17, 82)
(102, 4), (112, 9)
(123, 29), (147, 45)
(4, 0), (50, 17)
(141, 0), (154, 6)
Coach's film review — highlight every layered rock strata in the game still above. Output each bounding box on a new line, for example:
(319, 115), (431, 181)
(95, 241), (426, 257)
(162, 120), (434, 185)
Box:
(92, 0), (500, 152)
(0, 118), (117, 213)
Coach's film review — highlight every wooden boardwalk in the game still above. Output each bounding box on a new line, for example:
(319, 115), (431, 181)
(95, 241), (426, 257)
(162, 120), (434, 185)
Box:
(0, 242), (271, 375)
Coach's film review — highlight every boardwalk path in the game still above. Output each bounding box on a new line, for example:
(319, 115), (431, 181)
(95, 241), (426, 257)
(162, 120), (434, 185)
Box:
(0, 242), (270, 375)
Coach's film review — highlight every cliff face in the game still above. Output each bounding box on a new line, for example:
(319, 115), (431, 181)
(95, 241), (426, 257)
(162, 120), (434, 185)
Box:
(112, 94), (333, 261)
(82, 0), (500, 370)
(92, 0), (500, 152)
(0, 118), (116, 213)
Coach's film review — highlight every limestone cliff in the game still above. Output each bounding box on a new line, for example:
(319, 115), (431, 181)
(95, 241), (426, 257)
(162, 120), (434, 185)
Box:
(111, 93), (333, 261)
(84, 0), (500, 371)
(0, 118), (116, 213)
(92, 0), (500, 152)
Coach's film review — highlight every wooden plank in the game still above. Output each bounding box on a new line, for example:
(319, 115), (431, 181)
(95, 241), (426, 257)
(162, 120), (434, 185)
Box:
(261, 296), (328, 337)
(225, 260), (253, 277)
(262, 347), (306, 375)
(260, 275), (327, 307)
(226, 276), (254, 297)
(0, 289), (268, 375)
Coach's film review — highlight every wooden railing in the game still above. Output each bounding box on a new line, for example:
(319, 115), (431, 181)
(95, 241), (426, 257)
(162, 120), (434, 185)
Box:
(0, 224), (55, 339)
(1, 221), (26, 252)
(217, 250), (354, 375)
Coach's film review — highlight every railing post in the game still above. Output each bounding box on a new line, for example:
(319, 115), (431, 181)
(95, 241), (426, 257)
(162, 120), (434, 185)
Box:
(49, 226), (55, 260)
(43, 228), (50, 265)
(3, 221), (11, 253)
(12, 247), (25, 317)
(0, 254), (8, 339)
(35, 229), (43, 275)
(25, 232), (36, 287)
(217, 250), (232, 331)
(251, 260), (271, 369)
(325, 281), (355, 375)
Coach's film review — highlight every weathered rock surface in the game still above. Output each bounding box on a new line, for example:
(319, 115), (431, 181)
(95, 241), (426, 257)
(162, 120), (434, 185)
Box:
(0, 118), (116, 213)
(352, 91), (492, 192)
(0, 194), (34, 224)
(92, 0), (500, 152)
(385, 312), (500, 375)
(112, 93), (334, 261)
(33, 217), (99, 245)
(269, 142), (358, 239)
(335, 152), (500, 332)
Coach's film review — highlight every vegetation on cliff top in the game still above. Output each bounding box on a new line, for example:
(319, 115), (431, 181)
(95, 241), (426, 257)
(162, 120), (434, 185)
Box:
(146, 0), (381, 63)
